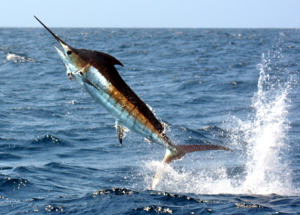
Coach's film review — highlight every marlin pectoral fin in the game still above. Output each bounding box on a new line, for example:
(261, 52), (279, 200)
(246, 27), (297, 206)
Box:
(82, 77), (95, 88)
(76, 65), (96, 87)
(115, 121), (129, 144)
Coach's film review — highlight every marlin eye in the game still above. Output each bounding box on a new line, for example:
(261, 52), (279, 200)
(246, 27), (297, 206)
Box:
(67, 50), (72, 55)
(79, 71), (83, 76)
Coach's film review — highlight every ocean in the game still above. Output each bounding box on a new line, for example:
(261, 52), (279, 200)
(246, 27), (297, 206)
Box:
(0, 28), (300, 214)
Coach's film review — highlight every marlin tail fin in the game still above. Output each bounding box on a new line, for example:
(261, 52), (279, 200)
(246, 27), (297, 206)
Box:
(151, 144), (230, 190)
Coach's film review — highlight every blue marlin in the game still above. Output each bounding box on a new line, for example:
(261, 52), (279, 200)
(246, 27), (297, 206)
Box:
(35, 16), (230, 189)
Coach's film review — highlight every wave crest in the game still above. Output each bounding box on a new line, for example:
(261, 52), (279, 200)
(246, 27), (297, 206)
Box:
(6, 52), (35, 63)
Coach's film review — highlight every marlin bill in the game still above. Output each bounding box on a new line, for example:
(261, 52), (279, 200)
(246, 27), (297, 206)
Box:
(34, 16), (230, 190)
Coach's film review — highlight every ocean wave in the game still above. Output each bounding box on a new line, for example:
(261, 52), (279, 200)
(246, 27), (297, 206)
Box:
(0, 177), (30, 191)
(31, 135), (71, 147)
(91, 188), (270, 214)
(93, 187), (138, 196)
(0, 153), (22, 161)
(13, 166), (35, 174)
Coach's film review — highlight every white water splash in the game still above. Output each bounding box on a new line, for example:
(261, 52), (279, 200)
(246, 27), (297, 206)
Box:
(237, 53), (293, 195)
(6, 53), (35, 63)
(142, 52), (297, 196)
(229, 52), (294, 195)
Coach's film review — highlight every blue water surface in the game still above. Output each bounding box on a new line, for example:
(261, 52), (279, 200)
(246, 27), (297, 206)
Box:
(0, 28), (300, 214)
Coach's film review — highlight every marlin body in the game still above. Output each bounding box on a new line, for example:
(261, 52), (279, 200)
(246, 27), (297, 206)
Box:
(35, 16), (230, 189)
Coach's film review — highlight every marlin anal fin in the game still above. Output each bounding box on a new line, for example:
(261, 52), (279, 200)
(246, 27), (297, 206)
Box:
(151, 144), (230, 190)
(115, 121), (129, 144)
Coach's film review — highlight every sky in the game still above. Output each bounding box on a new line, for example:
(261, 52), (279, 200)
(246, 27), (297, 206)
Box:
(1, 0), (300, 28)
